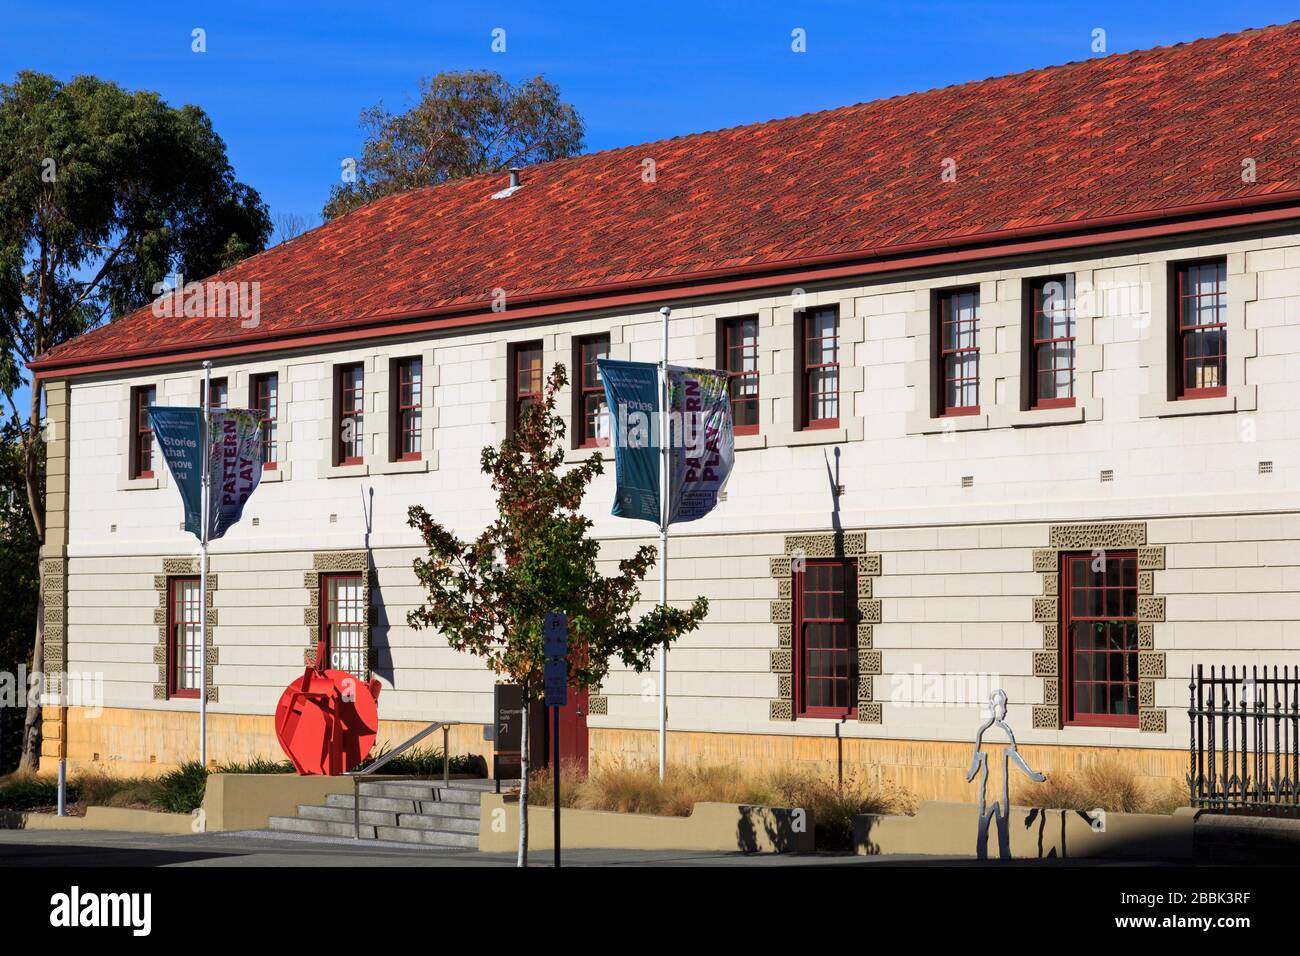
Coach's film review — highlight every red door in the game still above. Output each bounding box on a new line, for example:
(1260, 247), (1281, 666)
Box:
(546, 687), (589, 774)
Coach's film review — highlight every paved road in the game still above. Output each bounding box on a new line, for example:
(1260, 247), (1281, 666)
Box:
(0, 828), (1165, 866)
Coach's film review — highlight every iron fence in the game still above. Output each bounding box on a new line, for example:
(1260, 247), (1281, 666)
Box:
(1188, 664), (1300, 816)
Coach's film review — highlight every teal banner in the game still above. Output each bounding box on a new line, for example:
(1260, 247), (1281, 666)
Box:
(147, 407), (205, 537)
(598, 359), (661, 523)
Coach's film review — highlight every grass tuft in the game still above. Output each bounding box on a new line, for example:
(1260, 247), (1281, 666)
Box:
(1014, 758), (1187, 815)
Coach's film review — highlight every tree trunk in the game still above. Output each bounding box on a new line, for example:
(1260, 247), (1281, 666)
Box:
(517, 684), (529, 867)
(20, 586), (45, 771)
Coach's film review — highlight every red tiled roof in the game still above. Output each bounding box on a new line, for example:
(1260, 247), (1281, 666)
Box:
(34, 22), (1300, 371)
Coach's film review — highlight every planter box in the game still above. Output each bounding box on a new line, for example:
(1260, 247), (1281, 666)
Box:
(855, 800), (1193, 860)
(479, 794), (813, 853)
(15, 806), (195, 834)
(202, 773), (355, 832)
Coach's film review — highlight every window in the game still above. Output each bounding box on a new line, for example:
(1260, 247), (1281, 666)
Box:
(937, 288), (980, 415)
(167, 576), (202, 699)
(321, 573), (365, 677)
(201, 377), (228, 410)
(335, 363), (364, 465)
(1175, 259), (1227, 398)
(252, 373), (278, 469)
(794, 560), (858, 717)
(1061, 551), (1139, 728)
(392, 357), (423, 460)
(1027, 277), (1075, 408)
(574, 335), (610, 448)
(510, 341), (543, 435)
(131, 385), (157, 479)
(722, 317), (760, 435)
(801, 307), (839, 429)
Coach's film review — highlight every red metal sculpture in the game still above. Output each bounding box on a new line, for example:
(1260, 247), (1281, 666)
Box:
(275, 639), (381, 775)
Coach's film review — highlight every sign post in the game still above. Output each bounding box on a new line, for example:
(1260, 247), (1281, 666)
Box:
(492, 683), (524, 794)
(543, 612), (568, 867)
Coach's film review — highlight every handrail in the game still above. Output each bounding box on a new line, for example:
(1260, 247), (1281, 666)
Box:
(349, 719), (466, 839)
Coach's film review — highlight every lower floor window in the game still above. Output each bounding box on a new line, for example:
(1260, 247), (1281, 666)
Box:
(168, 577), (202, 699)
(795, 560), (858, 717)
(323, 573), (366, 677)
(1062, 551), (1139, 727)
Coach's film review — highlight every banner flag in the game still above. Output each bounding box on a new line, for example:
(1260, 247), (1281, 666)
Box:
(148, 407), (264, 541)
(596, 359), (735, 526)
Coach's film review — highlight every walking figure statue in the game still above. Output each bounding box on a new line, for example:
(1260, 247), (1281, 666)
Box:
(965, 689), (1046, 860)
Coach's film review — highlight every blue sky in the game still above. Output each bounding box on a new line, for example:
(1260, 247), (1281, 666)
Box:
(3, 1), (1294, 232)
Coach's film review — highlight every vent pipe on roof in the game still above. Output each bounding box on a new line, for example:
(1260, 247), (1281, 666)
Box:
(508, 167), (521, 188)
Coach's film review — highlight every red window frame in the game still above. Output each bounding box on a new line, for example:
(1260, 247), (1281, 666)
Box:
(394, 357), (423, 461)
(131, 385), (156, 479)
(252, 372), (278, 470)
(1029, 277), (1075, 409)
(511, 342), (543, 435)
(201, 377), (228, 410)
(794, 559), (858, 718)
(802, 308), (839, 429)
(575, 335), (610, 448)
(1175, 259), (1227, 399)
(1061, 551), (1139, 729)
(723, 317), (760, 436)
(336, 363), (364, 465)
(321, 573), (366, 677)
(938, 288), (980, 415)
(167, 576), (201, 700)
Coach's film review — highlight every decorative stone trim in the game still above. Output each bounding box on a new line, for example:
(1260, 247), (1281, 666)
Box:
(587, 695), (608, 716)
(767, 531), (883, 724)
(41, 558), (68, 702)
(1030, 523), (1166, 732)
(152, 556), (219, 703)
(305, 552), (372, 678)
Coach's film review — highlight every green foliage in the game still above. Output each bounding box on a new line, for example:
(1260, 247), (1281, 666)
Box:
(0, 420), (39, 774)
(323, 70), (584, 220)
(153, 761), (209, 813)
(0, 772), (61, 810)
(356, 744), (485, 777)
(407, 363), (708, 700)
(213, 756), (295, 775)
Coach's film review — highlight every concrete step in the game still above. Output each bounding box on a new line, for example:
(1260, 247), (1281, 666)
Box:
(297, 805), (398, 827)
(423, 788), (483, 806)
(416, 799), (481, 820)
(268, 815), (376, 839)
(325, 794), (419, 814)
(358, 781), (440, 801)
(374, 825), (478, 849)
(398, 812), (479, 834)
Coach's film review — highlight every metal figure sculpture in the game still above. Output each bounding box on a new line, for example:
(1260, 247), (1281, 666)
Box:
(275, 638), (382, 775)
(965, 689), (1046, 859)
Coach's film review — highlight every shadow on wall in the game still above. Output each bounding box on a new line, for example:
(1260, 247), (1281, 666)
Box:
(736, 804), (811, 853)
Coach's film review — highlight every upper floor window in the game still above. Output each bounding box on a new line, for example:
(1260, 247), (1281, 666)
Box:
(937, 288), (980, 415)
(392, 357), (423, 461)
(1175, 259), (1227, 399)
(801, 307), (839, 429)
(335, 363), (364, 465)
(131, 385), (156, 479)
(722, 317), (759, 435)
(1061, 551), (1138, 728)
(574, 335), (609, 448)
(795, 560), (858, 718)
(167, 576), (202, 699)
(201, 377), (228, 410)
(252, 372), (278, 469)
(1028, 277), (1075, 409)
(510, 341), (543, 436)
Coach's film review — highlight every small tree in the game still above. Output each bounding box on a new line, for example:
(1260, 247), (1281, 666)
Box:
(408, 364), (707, 866)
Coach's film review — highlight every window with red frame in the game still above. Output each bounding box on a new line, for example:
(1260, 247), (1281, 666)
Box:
(574, 335), (609, 447)
(393, 357), (422, 460)
(1176, 259), (1227, 398)
(201, 377), (228, 410)
(322, 573), (365, 677)
(252, 373), (278, 469)
(168, 576), (202, 699)
(1029, 277), (1075, 408)
(511, 342), (543, 435)
(802, 307), (839, 428)
(1061, 551), (1139, 728)
(723, 317), (759, 435)
(336, 364), (364, 465)
(938, 288), (979, 414)
(795, 560), (858, 717)
(131, 385), (156, 478)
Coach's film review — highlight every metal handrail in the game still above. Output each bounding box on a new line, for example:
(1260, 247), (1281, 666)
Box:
(349, 719), (465, 839)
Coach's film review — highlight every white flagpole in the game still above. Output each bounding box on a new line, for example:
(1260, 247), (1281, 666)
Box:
(199, 360), (211, 767)
(658, 306), (670, 781)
